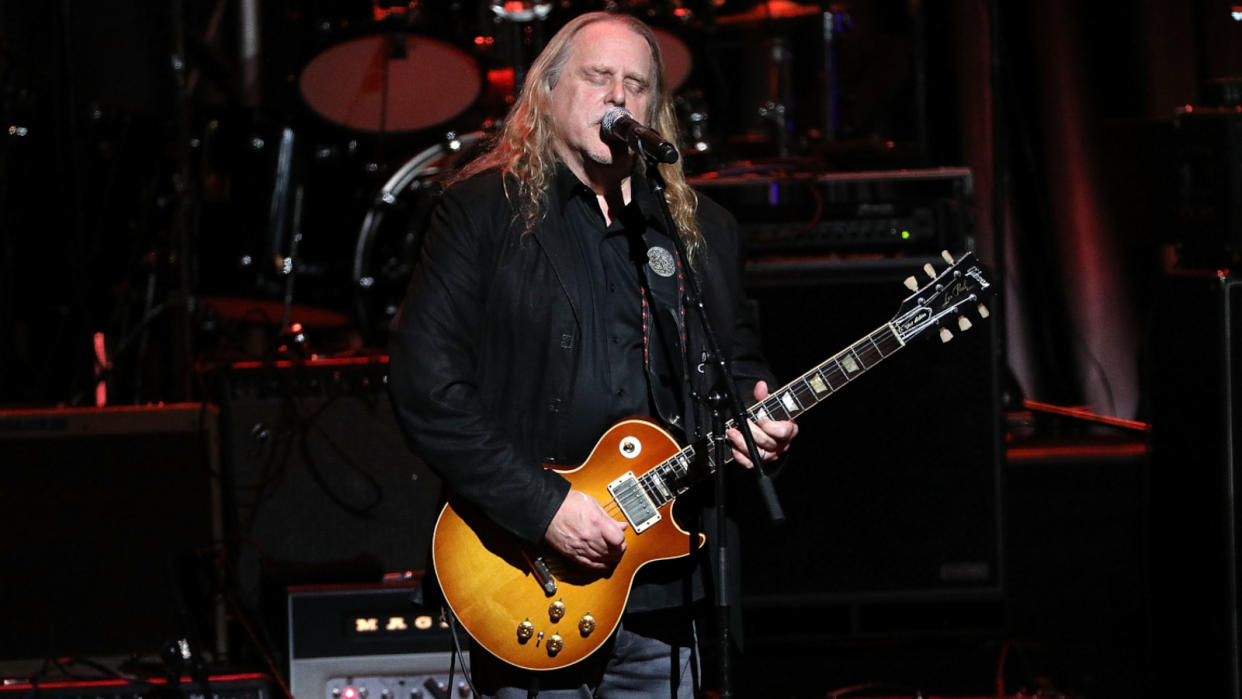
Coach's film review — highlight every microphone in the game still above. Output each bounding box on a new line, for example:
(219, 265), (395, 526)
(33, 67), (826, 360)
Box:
(601, 108), (679, 165)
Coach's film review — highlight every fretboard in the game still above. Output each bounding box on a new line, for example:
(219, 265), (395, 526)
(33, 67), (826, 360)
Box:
(634, 322), (906, 510)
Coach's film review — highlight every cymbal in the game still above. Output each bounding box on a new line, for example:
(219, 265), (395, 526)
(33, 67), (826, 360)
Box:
(201, 296), (352, 329)
(717, 0), (821, 27)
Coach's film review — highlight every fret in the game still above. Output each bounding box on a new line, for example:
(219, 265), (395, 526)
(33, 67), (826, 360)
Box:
(756, 395), (791, 422)
(666, 460), (687, 496)
(821, 359), (850, 390)
(668, 454), (687, 480)
(789, 379), (818, 411)
(873, 326), (902, 355)
(839, 348), (865, 375)
(643, 469), (671, 503)
(854, 338), (884, 367)
(664, 459), (685, 489)
(703, 449), (719, 476)
(675, 448), (697, 481)
(637, 472), (659, 504)
(752, 400), (780, 423)
(750, 404), (766, 422)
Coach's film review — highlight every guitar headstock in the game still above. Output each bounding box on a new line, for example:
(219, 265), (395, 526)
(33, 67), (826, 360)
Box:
(890, 250), (995, 344)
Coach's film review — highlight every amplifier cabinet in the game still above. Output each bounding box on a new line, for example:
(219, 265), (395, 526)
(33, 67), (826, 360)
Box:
(737, 259), (1004, 638)
(0, 403), (223, 660)
(203, 357), (442, 650)
(287, 582), (468, 699)
(1149, 272), (1242, 698)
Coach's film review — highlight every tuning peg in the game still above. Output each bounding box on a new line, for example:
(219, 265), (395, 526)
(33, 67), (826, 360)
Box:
(941, 250), (954, 265)
(903, 275), (919, 291)
(977, 303), (990, 318)
(939, 327), (954, 343)
(957, 315), (973, 331)
(923, 262), (937, 279)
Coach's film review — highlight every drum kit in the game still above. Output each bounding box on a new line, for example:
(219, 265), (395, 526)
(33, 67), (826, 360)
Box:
(199, 0), (860, 355)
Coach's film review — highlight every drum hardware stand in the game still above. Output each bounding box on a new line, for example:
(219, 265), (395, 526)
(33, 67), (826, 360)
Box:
(373, 2), (422, 159)
(818, 3), (853, 143)
(490, 1), (552, 97)
(262, 128), (316, 355)
(265, 127), (296, 285)
(277, 183), (308, 352)
(168, 0), (199, 401)
(908, 0), (929, 162)
(758, 36), (794, 158)
(255, 127), (315, 357)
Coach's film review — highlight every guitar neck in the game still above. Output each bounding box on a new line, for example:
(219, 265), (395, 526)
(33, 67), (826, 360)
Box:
(635, 322), (905, 509)
(740, 322), (904, 428)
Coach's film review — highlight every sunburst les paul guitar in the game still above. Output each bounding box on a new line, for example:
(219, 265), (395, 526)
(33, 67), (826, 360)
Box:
(431, 251), (995, 671)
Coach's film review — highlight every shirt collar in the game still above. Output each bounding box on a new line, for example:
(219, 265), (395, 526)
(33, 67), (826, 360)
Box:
(552, 162), (668, 234)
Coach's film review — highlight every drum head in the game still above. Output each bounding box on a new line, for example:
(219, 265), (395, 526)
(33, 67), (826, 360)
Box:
(653, 27), (692, 92)
(299, 33), (482, 133)
(353, 131), (488, 341)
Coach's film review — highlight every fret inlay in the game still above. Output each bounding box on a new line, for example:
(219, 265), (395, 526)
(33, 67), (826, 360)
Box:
(809, 373), (829, 395)
(841, 352), (861, 374)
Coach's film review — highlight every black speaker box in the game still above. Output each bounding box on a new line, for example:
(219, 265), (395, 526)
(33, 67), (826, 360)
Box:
(205, 358), (441, 638)
(0, 404), (221, 660)
(1005, 438), (1148, 698)
(1149, 271), (1242, 699)
(738, 259), (1005, 639)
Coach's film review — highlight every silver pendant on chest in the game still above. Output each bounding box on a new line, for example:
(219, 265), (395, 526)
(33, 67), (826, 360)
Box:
(647, 246), (677, 278)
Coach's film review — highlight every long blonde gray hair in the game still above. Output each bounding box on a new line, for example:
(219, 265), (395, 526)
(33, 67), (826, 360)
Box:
(453, 11), (702, 258)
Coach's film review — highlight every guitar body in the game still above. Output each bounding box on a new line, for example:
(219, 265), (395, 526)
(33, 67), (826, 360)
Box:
(431, 417), (704, 671)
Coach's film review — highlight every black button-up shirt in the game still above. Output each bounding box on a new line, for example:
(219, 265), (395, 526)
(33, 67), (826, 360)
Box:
(554, 165), (702, 612)
(558, 168), (659, 448)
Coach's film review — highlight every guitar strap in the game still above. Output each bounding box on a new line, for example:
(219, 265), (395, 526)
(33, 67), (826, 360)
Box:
(639, 227), (699, 443)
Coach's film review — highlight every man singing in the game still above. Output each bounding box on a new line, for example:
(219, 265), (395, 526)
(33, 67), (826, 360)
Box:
(388, 11), (798, 697)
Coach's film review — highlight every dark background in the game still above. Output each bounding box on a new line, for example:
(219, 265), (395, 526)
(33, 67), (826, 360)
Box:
(1, 2), (1239, 698)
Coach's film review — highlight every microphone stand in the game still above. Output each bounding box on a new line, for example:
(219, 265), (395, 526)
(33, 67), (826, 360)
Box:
(642, 156), (785, 698)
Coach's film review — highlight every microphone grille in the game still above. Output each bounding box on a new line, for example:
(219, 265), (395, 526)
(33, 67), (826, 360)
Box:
(601, 107), (633, 134)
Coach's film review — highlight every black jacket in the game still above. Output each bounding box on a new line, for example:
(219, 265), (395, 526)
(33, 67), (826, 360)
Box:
(387, 167), (774, 546)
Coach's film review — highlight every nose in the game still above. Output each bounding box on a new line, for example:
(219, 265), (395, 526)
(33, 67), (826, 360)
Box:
(606, 78), (626, 106)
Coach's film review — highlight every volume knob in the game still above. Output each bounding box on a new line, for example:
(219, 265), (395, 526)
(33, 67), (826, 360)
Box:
(549, 599), (566, 622)
(546, 633), (564, 656)
(516, 619), (535, 643)
(578, 613), (597, 637)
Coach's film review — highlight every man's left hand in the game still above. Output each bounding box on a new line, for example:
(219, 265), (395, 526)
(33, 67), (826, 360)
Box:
(726, 380), (799, 469)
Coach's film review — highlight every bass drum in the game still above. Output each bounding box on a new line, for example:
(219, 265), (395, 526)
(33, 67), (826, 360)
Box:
(352, 131), (489, 343)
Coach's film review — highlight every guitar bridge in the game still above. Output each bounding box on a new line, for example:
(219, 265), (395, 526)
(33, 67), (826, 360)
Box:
(608, 471), (661, 533)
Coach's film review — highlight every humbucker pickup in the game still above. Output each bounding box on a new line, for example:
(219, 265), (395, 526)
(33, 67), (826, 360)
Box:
(607, 471), (660, 533)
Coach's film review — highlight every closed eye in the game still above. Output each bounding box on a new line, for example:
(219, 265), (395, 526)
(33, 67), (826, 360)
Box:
(624, 77), (649, 95)
(583, 68), (612, 86)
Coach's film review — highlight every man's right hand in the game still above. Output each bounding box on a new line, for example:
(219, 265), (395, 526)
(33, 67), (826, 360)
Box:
(544, 489), (628, 570)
